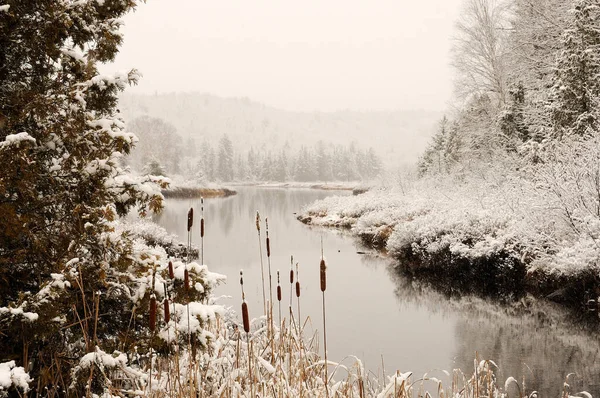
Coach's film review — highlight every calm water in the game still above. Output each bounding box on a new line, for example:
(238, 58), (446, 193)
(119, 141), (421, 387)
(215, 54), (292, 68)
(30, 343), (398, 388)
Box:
(154, 187), (600, 396)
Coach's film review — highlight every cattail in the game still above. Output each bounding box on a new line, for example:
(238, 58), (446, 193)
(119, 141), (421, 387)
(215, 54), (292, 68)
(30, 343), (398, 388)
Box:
(163, 298), (170, 323)
(277, 271), (282, 302)
(149, 295), (157, 332)
(200, 218), (205, 237)
(255, 211), (266, 315)
(187, 208), (194, 231)
(290, 268), (294, 284)
(242, 302), (250, 334)
(320, 258), (327, 292)
(168, 260), (174, 279)
(184, 267), (190, 290)
(240, 270), (250, 334)
(296, 280), (300, 298)
(266, 236), (271, 257)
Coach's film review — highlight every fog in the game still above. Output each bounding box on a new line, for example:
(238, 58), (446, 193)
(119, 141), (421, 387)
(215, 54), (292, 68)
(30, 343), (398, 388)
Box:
(108, 0), (463, 113)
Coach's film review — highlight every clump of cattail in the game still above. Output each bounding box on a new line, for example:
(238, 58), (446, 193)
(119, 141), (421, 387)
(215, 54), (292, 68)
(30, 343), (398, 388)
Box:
(320, 258), (327, 292)
(149, 295), (157, 332)
(168, 260), (174, 280)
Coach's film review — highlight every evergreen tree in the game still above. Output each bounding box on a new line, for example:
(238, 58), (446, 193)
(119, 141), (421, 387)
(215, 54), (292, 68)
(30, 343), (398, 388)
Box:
(217, 134), (234, 181)
(499, 82), (531, 145)
(552, 0), (600, 136)
(143, 158), (167, 176)
(0, 2), (213, 395)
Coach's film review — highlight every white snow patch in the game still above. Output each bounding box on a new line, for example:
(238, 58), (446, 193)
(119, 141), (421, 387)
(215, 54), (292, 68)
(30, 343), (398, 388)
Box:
(0, 361), (31, 392)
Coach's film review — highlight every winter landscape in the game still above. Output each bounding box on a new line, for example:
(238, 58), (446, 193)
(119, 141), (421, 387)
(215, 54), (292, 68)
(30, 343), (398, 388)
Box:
(2, 0), (600, 397)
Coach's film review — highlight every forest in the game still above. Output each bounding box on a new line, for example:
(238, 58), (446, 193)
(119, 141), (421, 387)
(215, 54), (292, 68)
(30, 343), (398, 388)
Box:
(126, 115), (383, 183)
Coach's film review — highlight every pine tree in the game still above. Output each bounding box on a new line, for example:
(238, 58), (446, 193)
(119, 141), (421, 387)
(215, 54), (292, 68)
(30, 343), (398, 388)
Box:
(217, 134), (234, 181)
(552, 0), (600, 136)
(143, 158), (167, 176)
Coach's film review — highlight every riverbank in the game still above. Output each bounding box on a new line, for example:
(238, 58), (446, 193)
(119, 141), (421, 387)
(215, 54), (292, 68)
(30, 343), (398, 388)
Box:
(297, 164), (600, 312)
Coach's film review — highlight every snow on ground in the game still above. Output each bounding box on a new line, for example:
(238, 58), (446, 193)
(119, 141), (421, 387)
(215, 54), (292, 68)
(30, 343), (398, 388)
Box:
(299, 152), (600, 280)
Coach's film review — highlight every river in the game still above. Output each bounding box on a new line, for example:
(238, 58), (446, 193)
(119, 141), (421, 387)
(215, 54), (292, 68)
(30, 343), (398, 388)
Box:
(154, 186), (600, 396)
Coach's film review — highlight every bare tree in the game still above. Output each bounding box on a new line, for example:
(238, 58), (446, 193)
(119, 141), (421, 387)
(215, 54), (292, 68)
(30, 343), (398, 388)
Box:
(452, 0), (512, 107)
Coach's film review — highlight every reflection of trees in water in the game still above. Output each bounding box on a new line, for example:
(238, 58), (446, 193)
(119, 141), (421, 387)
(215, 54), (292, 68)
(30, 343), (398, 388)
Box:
(387, 270), (600, 397)
(216, 197), (235, 236)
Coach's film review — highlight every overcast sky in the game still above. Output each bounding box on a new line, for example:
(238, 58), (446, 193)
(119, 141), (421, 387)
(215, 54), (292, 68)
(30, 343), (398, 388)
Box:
(108, 0), (464, 112)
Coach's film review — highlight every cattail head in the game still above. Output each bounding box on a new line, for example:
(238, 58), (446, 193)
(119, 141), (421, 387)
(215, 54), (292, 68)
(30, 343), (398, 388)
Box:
(277, 270), (281, 301)
(255, 211), (261, 232)
(320, 258), (327, 292)
(290, 255), (294, 283)
(296, 281), (300, 298)
(168, 260), (174, 279)
(184, 267), (190, 291)
(200, 218), (205, 238)
(149, 295), (157, 332)
(266, 237), (271, 257)
(242, 302), (250, 333)
(163, 298), (170, 323)
(239, 270), (245, 300)
(187, 208), (194, 231)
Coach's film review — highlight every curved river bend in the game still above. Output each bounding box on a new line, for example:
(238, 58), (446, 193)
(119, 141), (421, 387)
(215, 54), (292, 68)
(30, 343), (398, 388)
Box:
(154, 187), (600, 396)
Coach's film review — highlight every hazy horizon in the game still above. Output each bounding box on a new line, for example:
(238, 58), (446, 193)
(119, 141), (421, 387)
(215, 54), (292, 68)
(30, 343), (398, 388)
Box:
(106, 0), (464, 113)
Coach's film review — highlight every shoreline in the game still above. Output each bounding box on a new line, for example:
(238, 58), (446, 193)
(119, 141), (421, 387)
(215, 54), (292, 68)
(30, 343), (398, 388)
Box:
(228, 181), (365, 192)
(161, 186), (237, 199)
(298, 212), (600, 315)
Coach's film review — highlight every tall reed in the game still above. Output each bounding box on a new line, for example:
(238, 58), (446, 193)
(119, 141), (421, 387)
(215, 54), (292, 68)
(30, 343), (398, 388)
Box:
(200, 197), (205, 265)
(256, 212), (267, 316)
(320, 238), (329, 398)
(240, 270), (253, 396)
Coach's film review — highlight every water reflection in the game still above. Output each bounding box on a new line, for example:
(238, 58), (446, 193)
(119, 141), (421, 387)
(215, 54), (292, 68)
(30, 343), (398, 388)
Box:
(155, 187), (600, 397)
(389, 273), (600, 396)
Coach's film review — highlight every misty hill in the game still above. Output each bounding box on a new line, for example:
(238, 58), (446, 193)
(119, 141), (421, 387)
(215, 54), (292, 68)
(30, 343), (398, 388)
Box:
(118, 92), (441, 167)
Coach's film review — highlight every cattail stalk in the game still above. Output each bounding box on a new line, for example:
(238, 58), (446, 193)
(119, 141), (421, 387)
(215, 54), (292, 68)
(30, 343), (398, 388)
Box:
(149, 295), (157, 332)
(256, 212), (267, 316)
(320, 237), (329, 398)
(168, 260), (174, 280)
(240, 270), (254, 397)
(200, 197), (205, 265)
(277, 270), (282, 328)
(265, 218), (275, 357)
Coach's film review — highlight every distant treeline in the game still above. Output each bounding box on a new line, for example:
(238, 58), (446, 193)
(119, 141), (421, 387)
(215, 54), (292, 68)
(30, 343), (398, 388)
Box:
(127, 115), (382, 182)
